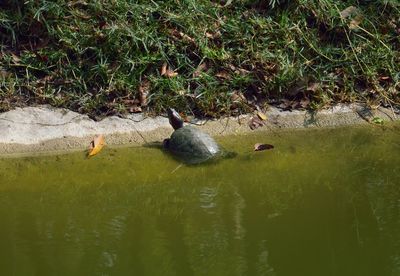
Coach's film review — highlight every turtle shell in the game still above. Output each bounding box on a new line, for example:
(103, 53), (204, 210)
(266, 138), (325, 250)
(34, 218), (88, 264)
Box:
(167, 126), (221, 164)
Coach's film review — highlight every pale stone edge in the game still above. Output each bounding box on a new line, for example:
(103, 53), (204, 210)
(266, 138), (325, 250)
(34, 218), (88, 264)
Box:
(0, 104), (398, 157)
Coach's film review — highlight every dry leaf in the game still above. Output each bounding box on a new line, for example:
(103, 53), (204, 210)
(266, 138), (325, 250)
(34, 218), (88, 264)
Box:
(11, 53), (21, 64)
(349, 14), (363, 30)
(205, 32), (214, 38)
(299, 97), (311, 109)
(179, 32), (195, 43)
(254, 143), (274, 151)
(88, 134), (105, 157)
(138, 80), (150, 106)
(340, 6), (358, 19)
(257, 111), (267, 121)
(169, 29), (195, 44)
(205, 31), (221, 39)
(231, 91), (245, 103)
(340, 6), (363, 30)
(249, 116), (265, 130)
(161, 62), (167, 76)
(193, 62), (208, 77)
(165, 70), (178, 78)
(306, 82), (321, 92)
(161, 63), (178, 78)
(215, 71), (230, 80)
(129, 106), (142, 113)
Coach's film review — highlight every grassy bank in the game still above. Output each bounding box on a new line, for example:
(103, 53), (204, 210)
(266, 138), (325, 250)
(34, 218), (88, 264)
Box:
(0, 0), (399, 118)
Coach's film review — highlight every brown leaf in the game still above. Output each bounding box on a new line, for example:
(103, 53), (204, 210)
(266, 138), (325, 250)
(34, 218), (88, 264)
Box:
(205, 31), (221, 39)
(11, 53), (21, 64)
(88, 134), (105, 157)
(349, 14), (363, 30)
(254, 143), (274, 151)
(180, 32), (195, 43)
(161, 63), (178, 78)
(306, 82), (321, 93)
(129, 105), (142, 113)
(161, 62), (168, 76)
(165, 69), (178, 78)
(248, 116), (265, 130)
(231, 91), (246, 103)
(340, 6), (358, 19)
(279, 99), (293, 110)
(193, 62), (208, 77)
(299, 97), (311, 109)
(340, 6), (363, 30)
(169, 29), (195, 44)
(138, 80), (150, 106)
(235, 68), (250, 76)
(0, 69), (11, 78)
(215, 71), (230, 80)
(205, 32), (214, 38)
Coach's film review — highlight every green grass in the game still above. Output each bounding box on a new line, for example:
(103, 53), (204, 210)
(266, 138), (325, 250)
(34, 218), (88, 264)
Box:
(0, 0), (399, 118)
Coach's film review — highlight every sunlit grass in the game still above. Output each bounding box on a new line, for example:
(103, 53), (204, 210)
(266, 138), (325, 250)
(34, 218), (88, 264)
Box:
(0, 0), (399, 117)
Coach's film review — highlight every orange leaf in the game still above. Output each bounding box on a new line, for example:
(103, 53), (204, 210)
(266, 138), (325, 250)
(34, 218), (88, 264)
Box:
(88, 134), (105, 157)
(161, 62), (167, 76)
(165, 69), (178, 78)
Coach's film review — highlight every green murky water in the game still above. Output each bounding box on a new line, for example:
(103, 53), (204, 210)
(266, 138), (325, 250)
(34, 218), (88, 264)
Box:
(1, 125), (400, 276)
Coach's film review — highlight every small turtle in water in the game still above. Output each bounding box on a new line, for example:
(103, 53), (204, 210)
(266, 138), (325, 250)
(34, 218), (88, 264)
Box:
(163, 108), (231, 164)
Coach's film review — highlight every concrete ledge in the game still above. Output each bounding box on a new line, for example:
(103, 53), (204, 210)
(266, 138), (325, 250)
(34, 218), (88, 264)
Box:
(0, 104), (398, 156)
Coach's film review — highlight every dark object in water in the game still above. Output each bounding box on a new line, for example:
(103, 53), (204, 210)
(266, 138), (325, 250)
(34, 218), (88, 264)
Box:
(164, 108), (226, 164)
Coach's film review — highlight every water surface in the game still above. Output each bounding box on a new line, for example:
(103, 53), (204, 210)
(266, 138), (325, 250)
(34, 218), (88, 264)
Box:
(1, 125), (400, 276)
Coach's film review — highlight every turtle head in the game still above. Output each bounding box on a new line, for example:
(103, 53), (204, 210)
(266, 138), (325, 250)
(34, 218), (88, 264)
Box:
(163, 138), (170, 149)
(167, 108), (183, 130)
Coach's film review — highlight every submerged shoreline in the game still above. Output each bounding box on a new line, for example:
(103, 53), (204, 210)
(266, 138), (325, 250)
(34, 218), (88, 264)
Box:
(0, 104), (399, 157)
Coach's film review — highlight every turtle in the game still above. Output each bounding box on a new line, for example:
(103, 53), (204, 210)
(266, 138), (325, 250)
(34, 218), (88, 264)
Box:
(163, 108), (226, 164)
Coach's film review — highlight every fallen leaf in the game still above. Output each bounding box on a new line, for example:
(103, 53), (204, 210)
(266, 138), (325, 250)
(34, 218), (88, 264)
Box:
(168, 29), (195, 44)
(193, 62), (208, 77)
(11, 53), (21, 64)
(129, 105), (142, 113)
(299, 97), (311, 109)
(165, 70), (178, 78)
(215, 71), (230, 80)
(349, 14), (363, 30)
(205, 32), (214, 39)
(254, 143), (274, 151)
(179, 31), (195, 43)
(340, 6), (358, 19)
(257, 111), (267, 121)
(248, 116), (265, 130)
(279, 99), (294, 110)
(88, 134), (105, 157)
(231, 91), (245, 103)
(161, 62), (167, 76)
(205, 31), (221, 39)
(138, 79), (150, 106)
(306, 82), (321, 93)
(161, 63), (178, 78)
(340, 6), (363, 30)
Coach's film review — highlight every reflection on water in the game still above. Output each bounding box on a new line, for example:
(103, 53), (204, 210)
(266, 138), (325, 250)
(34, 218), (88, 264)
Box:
(0, 124), (400, 275)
